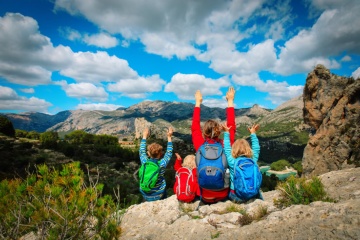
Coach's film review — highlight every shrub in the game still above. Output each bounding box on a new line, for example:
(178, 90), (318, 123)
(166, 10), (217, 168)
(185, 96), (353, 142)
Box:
(0, 115), (15, 137)
(0, 162), (122, 239)
(40, 131), (58, 149)
(270, 159), (291, 171)
(292, 161), (303, 176)
(274, 176), (334, 208)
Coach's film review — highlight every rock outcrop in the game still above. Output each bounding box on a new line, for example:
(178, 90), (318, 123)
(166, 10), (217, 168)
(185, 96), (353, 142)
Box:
(302, 65), (360, 177)
(119, 168), (360, 240)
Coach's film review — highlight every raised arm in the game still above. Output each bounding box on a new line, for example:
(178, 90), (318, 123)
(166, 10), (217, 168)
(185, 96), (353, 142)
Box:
(226, 86), (236, 145)
(191, 90), (204, 151)
(160, 127), (173, 167)
(222, 123), (236, 167)
(139, 127), (150, 164)
(174, 153), (182, 171)
(248, 124), (260, 162)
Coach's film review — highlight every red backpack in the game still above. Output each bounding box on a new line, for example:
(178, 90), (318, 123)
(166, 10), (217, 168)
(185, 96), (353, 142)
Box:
(174, 167), (198, 202)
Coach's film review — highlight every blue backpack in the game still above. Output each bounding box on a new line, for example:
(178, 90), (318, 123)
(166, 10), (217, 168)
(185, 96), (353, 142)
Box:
(195, 141), (228, 190)
(233, 158), (262, 200)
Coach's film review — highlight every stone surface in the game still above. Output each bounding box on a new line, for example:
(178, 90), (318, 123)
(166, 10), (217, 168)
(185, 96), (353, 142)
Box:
(118, 168), (360, 240)
(302, 64), (360, 177)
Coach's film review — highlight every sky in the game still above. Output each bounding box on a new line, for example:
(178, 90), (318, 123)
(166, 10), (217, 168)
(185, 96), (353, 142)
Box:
(0, 0), (359, 114)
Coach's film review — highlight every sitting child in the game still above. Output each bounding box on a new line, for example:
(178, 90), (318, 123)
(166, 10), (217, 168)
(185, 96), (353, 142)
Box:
(139, 127), (173, 201)
(173, 153), (200, 202)
(222, 123), (263, 203)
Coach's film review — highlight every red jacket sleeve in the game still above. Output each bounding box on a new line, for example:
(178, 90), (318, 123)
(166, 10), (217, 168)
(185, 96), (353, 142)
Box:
(191, 107), (204, 152)
(226, 107), (236, 145)
(174, 157), (182, 171)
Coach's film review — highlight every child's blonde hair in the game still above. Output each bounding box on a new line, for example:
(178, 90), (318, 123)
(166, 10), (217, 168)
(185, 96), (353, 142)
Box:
(232, 139), (253, 158)
(182, 154), (196, 169)
(147, 143), (163, 159)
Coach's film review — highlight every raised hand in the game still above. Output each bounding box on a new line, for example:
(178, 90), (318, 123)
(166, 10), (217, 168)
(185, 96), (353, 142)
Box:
(221, 122), (232, 132)
(167, 127), (173, 137)
(226, 86), (235, 102)
(248, 124), (260, 134)
(195, 90), (203, 107)
(175, 153), (181, 159)
(143, 127), (150, 139)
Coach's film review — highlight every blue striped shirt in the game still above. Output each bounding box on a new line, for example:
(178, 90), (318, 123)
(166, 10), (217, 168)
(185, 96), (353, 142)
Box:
(224, 132), (260, 190)
(139, 139), (173, 194)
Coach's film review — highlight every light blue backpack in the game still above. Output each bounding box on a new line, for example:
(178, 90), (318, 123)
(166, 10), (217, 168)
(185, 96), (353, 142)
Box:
(233, 157), (262, 200)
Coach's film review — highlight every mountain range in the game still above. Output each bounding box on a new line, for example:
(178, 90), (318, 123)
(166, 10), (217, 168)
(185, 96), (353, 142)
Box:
(2, 95), (308, 164)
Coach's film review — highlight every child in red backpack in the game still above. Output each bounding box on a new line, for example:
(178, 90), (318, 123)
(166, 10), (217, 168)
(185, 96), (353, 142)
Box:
(191, 86), (236, 203)
(173, 153), (200, 202)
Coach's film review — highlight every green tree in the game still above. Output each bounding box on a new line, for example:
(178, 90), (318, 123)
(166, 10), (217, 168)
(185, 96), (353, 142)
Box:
(292, 161), (303, 176)
(270, 159), (292, 171)
(0, 115), (15, 137)
(27, 130), (40, 140)
(40, 131), (58, 149)
(0, 162), (122, 239)
(15, 129), (28, 138)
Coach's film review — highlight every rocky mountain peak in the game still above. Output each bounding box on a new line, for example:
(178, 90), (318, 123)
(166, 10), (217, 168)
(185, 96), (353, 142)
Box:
(302, 64), (360, 177)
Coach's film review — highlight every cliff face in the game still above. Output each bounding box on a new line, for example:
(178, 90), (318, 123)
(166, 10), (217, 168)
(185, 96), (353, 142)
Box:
(118, 168), (360, 239)
(302, 65), (360, 177)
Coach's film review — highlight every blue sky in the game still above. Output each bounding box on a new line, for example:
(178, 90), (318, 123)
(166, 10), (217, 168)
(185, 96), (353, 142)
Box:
(0, 0), (359, 114)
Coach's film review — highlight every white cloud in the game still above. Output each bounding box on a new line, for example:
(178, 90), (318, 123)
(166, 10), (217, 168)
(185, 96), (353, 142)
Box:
(202, 97), (232, 109)
(0, 86), (51, 112)
(232, 73), (303, 104)
(53, 0), (265, 60)
(352, 67), (360, 79)
(59, 51), (138, 83)
(0, 13), (73, 86)
(198, 39), (277, 76)
(20, 88), (35, 94)
(59, 26), (81, 41)
(107, 75), (166, 98)
(76, 103), (123, 111)
(341, 55), (351, 62)
(56, 81), (108, 101)
(164, 73), (230, 100)
(274, 1), (360, 75)
(83, 32), (118, 48)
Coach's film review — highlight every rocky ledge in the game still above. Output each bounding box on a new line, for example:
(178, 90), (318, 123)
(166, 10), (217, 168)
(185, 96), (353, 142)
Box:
(119, 168), (360, 240)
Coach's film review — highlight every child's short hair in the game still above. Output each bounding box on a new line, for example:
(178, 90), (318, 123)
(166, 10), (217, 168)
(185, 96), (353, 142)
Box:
(182, 154), (196, 169)
(203, 119), (221, 139)
(232, 139), (253, 158)
(147, 143), (163, 159)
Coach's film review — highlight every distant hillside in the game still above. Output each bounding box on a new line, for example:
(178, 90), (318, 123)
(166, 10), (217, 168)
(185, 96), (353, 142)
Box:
(4, 96), (309, 163)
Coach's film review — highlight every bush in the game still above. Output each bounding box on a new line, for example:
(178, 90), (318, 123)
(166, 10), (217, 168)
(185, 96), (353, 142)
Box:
(292, 161), (303, 176)
(274, 176), (334, 208)
(270, 159), (291, 171)
(0, 162), (122, 239)
(0, 116), (15, 137)
(40, 131), (58, 149)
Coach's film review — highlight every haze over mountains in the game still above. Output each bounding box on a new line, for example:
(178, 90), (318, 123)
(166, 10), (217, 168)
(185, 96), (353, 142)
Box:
(3, 96), (302, 139)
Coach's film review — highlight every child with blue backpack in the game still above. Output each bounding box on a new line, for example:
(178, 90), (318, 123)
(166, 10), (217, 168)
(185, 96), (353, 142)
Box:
(139, 127), (173, 201)
(191, 87), (236, 203)
(222, 123), (263, 203)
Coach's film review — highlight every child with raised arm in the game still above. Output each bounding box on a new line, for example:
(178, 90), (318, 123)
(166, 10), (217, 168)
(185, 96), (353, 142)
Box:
(222, 123), (262, 203)
(191, 86), (236, 203)
(139, 127), (173, 201)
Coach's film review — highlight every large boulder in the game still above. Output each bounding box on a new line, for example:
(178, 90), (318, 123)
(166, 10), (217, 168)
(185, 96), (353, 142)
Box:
(118, 168), (360, 240)
(302, 64), (360, 177)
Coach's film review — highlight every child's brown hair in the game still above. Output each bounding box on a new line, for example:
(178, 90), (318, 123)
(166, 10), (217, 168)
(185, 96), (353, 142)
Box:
(147, 143), (163, 159)
(231, 139), (253, 158)
(203, 119), (221, 139)
(182, 154), (196, 169)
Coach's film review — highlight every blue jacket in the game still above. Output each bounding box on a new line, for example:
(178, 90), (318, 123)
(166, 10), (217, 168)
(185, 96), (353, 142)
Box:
(223, 132), (260, 190)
